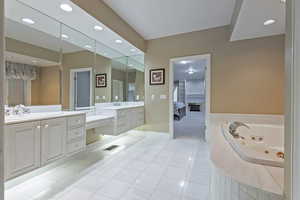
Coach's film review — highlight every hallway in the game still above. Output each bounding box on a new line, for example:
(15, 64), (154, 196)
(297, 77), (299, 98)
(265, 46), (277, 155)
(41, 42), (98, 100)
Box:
(174, 110), (206, 139)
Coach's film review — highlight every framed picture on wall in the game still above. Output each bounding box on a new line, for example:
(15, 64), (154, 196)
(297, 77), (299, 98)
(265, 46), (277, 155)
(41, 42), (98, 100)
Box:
(150, 68), (165, 85)
(96, 73), (107, 88)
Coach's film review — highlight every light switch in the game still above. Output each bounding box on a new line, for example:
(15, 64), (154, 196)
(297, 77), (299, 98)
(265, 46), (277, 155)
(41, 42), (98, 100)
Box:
(151, 94), (155, 100)
(160, 94), (167, 99)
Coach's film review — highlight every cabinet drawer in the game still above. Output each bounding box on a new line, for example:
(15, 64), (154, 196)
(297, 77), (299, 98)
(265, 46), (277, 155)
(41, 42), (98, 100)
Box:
(68, 127), (85, 141)
(67, 140), (85, 154)
(68, 115), (85, 129)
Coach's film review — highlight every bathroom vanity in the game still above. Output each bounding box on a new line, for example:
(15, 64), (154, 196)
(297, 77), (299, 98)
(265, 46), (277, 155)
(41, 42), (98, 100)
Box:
(96, 103), (145, 135)
(4, 111), (86, 180)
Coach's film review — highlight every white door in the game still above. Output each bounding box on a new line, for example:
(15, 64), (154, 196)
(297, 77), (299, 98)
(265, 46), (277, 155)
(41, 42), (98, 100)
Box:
(5, 121), (41, 179)
(41, 118), (67, 165)
(70, 68), (93, 110)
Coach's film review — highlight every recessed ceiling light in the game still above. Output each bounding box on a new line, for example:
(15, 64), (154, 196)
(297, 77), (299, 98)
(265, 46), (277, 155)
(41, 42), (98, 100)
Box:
(22, 18), (35, 25)
(60, 4), (73, 12)
(84, 45), (92, 49)
(61, 34), (69, 39)
(115, 39), (123, 44)
(280, 0), (286, 3)
(180, 60), (191, 64)
(130, 49), (136, 52)
(264, 19), (276, 26)
(187, 68), (195, 74)
(94, 25), (103, 31)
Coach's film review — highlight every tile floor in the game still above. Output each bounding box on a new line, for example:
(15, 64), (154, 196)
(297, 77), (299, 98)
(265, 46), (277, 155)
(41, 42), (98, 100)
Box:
(174, 110), (206, 139)
(5, 130), (211, 200)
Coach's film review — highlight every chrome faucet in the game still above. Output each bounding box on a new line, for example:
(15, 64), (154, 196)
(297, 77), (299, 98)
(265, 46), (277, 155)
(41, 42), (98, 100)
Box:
(229, 121), (250, 138)
(12, 104), (31, 115)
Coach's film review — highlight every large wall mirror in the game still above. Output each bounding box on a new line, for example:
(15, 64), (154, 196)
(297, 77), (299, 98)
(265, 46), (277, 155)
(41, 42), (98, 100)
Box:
(5, 0), (61, 106)
(4, 0), (145, 110)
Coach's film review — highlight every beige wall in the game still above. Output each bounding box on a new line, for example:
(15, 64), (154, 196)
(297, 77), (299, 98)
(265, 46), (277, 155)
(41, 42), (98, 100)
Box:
(31, 66), (61, 105)
(71, 0), (146, 52)
(145, 26), (284, 131)
(5, 38), (60, 63)
(62, 51), (111, 109)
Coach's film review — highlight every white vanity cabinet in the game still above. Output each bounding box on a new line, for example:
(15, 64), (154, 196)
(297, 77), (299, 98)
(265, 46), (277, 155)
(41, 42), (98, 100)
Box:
(130, 107), (145, 128)
(4, 112), (86, 180)
(100, 106), (145, 135)
(41, 118), (67, 165)
(4, 121), (41, 179)
(67, 115), (86, 155)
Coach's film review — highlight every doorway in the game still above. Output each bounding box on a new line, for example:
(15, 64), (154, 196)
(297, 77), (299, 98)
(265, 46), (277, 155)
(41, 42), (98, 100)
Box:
(70, 68), (93, 110)
(169, 54), (211, 140)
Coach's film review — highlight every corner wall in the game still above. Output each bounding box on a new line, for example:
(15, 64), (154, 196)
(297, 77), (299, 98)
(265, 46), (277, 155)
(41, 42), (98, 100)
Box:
(145, 26), (285, 132)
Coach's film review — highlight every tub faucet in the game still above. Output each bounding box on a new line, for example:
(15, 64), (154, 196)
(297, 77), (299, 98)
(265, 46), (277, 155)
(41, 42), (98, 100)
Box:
(229, 121), (250, 138)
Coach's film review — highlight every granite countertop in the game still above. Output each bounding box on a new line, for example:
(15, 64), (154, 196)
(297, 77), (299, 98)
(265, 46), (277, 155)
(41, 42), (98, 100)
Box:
(209, 119), (284, 195)
(5, 111), (85, 125)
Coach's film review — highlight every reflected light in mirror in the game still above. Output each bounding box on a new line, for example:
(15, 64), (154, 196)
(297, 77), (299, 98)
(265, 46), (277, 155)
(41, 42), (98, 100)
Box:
(84, 45), (92, 49)
(61, 34), (69, 39)
(60, 4), (73, 12)
(115, 39), (123, 44)
(94, 25), (103, 31)
(22, 18), (35, 25)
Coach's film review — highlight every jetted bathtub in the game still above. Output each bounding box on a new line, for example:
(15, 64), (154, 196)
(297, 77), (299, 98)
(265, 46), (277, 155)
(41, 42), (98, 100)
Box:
(221, 123), (284, 168)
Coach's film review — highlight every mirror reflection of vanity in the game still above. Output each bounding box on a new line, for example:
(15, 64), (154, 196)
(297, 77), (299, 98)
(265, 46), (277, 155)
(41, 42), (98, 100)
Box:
(3, 0), (145, 181)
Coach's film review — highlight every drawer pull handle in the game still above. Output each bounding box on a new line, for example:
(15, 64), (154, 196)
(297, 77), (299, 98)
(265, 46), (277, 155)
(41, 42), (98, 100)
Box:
(37, 125), (41, 129)
(44, 124), (49, 128)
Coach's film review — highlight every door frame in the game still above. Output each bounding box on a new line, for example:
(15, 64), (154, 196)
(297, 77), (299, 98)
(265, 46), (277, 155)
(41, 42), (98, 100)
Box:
(0, 0), (4, 199)
(69, 67), (93, 110)
(285, 0), (300, 199)
(169, 54), (211, 139)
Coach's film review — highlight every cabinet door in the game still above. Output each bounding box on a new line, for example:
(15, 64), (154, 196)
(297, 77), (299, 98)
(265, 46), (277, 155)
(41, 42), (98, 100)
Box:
(41, 118), (67, 165)
(5, 121), (41, 179)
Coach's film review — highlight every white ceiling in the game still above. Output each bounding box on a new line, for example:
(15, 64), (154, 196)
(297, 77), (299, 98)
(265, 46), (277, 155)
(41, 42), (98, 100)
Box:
(5, 51), (59, 67)
(103, 0), (236, 40)
(231, 0), (285, 41)
(5, 0), (144, 60)
(174, 59), (206, 81)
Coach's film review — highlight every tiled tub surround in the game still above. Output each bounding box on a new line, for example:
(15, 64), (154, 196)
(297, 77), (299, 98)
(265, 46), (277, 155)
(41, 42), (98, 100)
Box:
(210, 166), (283, 200)
(209, 114), (284, 200)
